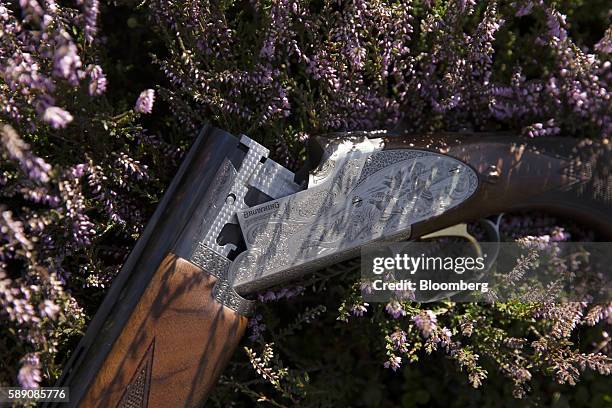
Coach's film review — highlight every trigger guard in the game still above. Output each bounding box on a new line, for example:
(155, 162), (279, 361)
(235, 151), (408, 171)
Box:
(476, 213), (504, 276)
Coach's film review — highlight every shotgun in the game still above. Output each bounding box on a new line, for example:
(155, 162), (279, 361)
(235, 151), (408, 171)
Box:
(51, 125), (612, 407)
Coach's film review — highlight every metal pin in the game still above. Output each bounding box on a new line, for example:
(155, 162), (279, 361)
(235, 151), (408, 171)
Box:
(485, 164), (500, 183)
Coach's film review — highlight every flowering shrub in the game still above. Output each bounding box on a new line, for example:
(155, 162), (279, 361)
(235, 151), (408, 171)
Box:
(0, 0), (174, 388)
(0, 0), (611, 406)
(216, 214), (612, 406)
(151, 0), (610, 153)
(150, 1), (611, 405)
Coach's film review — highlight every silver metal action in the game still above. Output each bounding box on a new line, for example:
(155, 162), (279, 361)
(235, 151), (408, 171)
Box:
(180, 131), (478, 314)
(231, 134), (479, 294)
(177, 135), (301, 316)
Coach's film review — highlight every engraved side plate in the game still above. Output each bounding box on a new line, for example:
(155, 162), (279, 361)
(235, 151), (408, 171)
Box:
(232, 146), (479, 294)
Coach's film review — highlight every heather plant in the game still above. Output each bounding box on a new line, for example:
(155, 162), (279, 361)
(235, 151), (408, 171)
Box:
(0, 0), (611, 406)
(0, 0), (174, 389)
(148, 0), (612, 405)
(211, 215), (612, 407)
(151, 0), (609, 158)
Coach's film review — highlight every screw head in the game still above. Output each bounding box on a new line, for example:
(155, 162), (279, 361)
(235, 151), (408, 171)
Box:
(486, 165), (500, 183)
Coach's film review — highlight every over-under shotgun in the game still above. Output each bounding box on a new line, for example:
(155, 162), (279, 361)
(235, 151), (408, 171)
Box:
(52, 126), (612, 407)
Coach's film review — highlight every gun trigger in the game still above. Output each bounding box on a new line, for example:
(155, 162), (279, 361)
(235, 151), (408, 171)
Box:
(420, 223), (484, 261)
(422, 222), (480, 247)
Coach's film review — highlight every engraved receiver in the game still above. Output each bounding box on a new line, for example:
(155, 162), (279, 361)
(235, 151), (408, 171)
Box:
(53, 126), (612, 407)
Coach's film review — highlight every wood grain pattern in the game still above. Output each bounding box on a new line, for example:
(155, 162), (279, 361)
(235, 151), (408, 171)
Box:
(382, 134), (612, 239)
(78, 253), (247, 408)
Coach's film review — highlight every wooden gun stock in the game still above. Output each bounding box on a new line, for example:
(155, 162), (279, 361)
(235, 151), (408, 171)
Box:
(48, 126), (249, 408)
(78, 254), (246, 408)
(383, 134), (612, 240)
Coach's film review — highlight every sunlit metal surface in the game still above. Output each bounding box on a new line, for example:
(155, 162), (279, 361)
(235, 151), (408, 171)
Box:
(232, 135), (479, 294)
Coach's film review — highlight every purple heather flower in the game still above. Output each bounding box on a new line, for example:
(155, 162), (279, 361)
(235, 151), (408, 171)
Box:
(514, 2), (534, 17)
(584, 304), (612, 326)
(116, 153), (149, 185)
(1, 125), (52, 183)
(43, 106), (74, 128)
(1, 210), (33, 250)
(422, 0), (434, 8)
(297, 132), (309, 142)
(360, 280), (374, 295)
(20, 0), (43, 19)
(437, 327), (453, 346)
(458, 0), (477, 12)
(259, 291), (277, 302)
(70, 215), (95, 246)
(247, 314), (266, 341)
(3, 52), (56, 98)
(460, 320), (474, 337)
(53, 39), (83, 85)
(60, 179), (96, 246)
(385, 300), (406, 319)
(257, 286), (304, 302)
(546, 9), (567, 41)
(0, 2), (8, 16)
(412, 310), (437, 338)
(18, 354), (41, 389)
(39, 299), (60, 319)
(524, 119), (561, 137)
(595, 27), (612, 54)
(390, 330), (408, 352)
(551, 227), (569, 242)
(276, 287), (290, 299)
(384, 355), (402, 371)
(22, 187), (61, 206)
(351, 302), (369, 317)
(135, 89), (155, 113)
(88, 65), (107, 96)
(83, 0), (100, 43)
(510, 365), (532, 382)
(71, 163), (88, 178)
